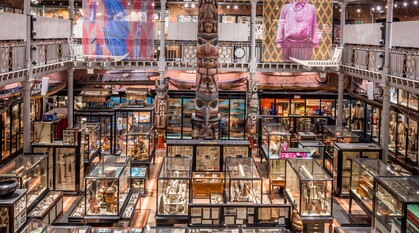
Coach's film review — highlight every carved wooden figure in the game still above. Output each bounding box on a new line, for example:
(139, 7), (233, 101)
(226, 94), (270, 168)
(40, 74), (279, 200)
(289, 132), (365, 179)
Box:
(155, 78), (169, 130)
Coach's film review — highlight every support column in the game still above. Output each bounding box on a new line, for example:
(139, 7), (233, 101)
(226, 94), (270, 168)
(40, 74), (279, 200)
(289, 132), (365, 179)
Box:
(69, 0), (74, 40)
(158, 0), (166, 84)
(337, 73), (344, 130)
(250, 0), (257, 70)
(67, 69), (74, 128)
(380, 0), (394, 164)
(23, 0), (32, 153)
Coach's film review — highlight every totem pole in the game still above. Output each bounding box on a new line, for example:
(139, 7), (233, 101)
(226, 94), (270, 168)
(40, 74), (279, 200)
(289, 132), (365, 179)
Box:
(193, 0), (220, 139)
(246, 79), (259, 147)
(155, 78), (169, 148)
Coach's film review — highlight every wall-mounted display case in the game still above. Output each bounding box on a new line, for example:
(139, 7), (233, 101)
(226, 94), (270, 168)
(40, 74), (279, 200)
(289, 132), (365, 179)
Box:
(298, 141), (326, 167)
(225, 157), (262, 203)
(27, 191), (63, 224)
(74, 109), (115, 154)
(374, 176), (419, 233)
(349, 158), (399, 219)
(0, 100), (23, 162)
(21, 218), (47, 233)
(192, 172), (224, 198)
(0, 154), (48, 210)
(332, 143), (382, 196)
(115, 105), (154, 154)
(157, 157), (192, 221)
(131, 166), (147, 196)
(32, 143), (84, 193)
(166, 140), (251, 172)
(261, 123), (291, 160)
(284, 158), (333, 232)
(0, 189), (27, 233)
(84, 156), (132, 221)
(122, 124), (156, 169)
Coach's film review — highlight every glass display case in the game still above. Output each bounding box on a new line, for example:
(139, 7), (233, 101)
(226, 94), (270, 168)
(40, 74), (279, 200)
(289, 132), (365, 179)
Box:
(84, 156), (131, 220)
(261, 123), (292, 160)
(131, 167), (147, 196)
(122, 124), (156, 168)
(0, 101), (23, 162)
(27, 191), (63, 224)
(225, 157), (263, 204)
(21, 218), (47, 233)
(33, 111), (68, 144)
(333, 227), (377, 233)
(32, 144), (84, 193)
(0, 154), (48, 209)
(115, 105), (155, 148)
(284, 158), (333, 222)
(349, 158), (399, 219)
(166, 98), (182, 139)
(332, 143), (382, 196)
(166, 140), (251, 172)
(74, 109), (115, 154)
(374, 176), (419, 233)
(192, 172), (225, 198)
(157, 157), (192, 219)
(298, 141), (326, 166)
(46, 226), (91, 233)
(0, 189), (28, 233)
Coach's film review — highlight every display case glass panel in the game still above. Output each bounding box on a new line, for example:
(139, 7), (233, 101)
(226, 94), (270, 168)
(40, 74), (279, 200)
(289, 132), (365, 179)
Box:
(230, 99), (246, 139)
(81, 123), (100, 162)
(306, 99), (320, 116)
(225, 157), (263, 203)
(124, 124), (155, 163)
(285, 158), (333, 217)
(375, 176), (419, 233)
(0, 189), (27, 233)
(409, 93), (418, 111)
(290, 99), (305, 116)
(321, 99), (334, 118)
(389, 111), (397, 153)
(192, 172), (224, 198)
(396, 114), (408, 159)
(370, 107), (381, 143)
(157, 157), (192, 216)
(350, 158), (399, 213)
(261, 123), (291, 159)
(84, 156), (131, 217)
(56, 147), (78, 191)
(398, 89), (408, 107)
(407, 119), (418, 166)
(167, 145), (193, 157)
(298, 140), (325, 166)
(27, 191), (64, 224)
(349, 100), (365, 132)
(390, 87), (397, 104)
(21, 218), (47, 233)
(131, 167), (147, 195)
(219, 99), (230, 139)
(182, 98), (195, 139)
(260, 98), (275, 116)
(115, 106), (154, 138)
(0, 154), (48, 205)
(46, 226), (91, 233)
(167, 98), (182, 139)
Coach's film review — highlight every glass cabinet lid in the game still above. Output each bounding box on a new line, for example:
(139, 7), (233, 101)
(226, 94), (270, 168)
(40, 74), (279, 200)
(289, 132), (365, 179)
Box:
(226, 157), (260, 179)
(335, 143), (381, 150)
(87, 165), (124, 178)
(143, 228), (187, 233)
(46, 226), (91, 232)
(324, 125), (359, 139)
(263, 123), (291, 135)
(159, 157), (192, 178)
(287, 158), (332, 180)
(352, 158), (399, 177)
(100, 156), (131, 166)
(127, 124), (154, 135)
(377, 176), (419, 202)
(299, 140), (325, 147)
(0, 154), (47, 176)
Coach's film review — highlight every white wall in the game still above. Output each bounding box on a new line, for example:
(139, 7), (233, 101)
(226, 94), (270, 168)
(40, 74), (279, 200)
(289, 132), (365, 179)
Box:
(343, 23), (382, 46)
(392, 21), (419, 48)
(34, 16), (71, 39)
(168, 22), (248, 41)
(0, 13), (26, 40)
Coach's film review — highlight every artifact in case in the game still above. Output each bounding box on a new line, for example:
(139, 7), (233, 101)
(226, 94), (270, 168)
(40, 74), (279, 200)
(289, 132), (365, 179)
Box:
(0, 189), (28, 233)
(349, 158), (399, 219)
(20, 218), (47, 233)
(0, 154), (48, 209)
(192, 172), (224, 198)
(27, 191), (63, 224)
(374, 176), (419, 233)
(123, 124), (156, 166)
(285, 158), (333, 218)
(225, 157), (262, 203)
(298, 140), (326, 166)
(157, 157), (192, 217)
(84, 156), (132, 220)
(261, 123), (291, 160)
(46, 225), (91, 233)
(130, 167), (147, 196)
(332, 143), (382, 196)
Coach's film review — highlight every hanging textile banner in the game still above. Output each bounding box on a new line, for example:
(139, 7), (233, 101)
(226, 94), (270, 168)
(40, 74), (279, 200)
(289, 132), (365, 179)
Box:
(82, 0), (155, 60)
(262, 0), (332, 62)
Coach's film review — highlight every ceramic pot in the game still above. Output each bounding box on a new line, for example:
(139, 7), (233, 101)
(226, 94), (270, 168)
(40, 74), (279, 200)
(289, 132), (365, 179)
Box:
(0, 180), (18, 197)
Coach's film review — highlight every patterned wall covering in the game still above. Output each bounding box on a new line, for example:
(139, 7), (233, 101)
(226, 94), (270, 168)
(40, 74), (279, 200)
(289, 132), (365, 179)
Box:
(263, 0), (332, 62)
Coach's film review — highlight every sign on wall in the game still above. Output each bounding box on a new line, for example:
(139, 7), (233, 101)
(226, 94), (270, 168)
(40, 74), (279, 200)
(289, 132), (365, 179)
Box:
(82, 0), (155, 60)
(263, 0), (332, 62)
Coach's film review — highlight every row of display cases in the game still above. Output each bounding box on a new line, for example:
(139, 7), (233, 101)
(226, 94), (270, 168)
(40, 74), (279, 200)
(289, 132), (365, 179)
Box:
(22, 218), (91, 233)
(166, 140), (251, 172)
(0, 100), (24, 163)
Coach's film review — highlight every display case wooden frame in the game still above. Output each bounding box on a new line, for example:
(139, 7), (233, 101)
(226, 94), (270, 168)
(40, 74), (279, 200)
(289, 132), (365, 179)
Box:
(349, 158), (399, 220)
(166, 140), (251, 172)
(374, 176), (419, 233)
(0, 189), (28, 233)
(0, 154), (49, 210)
(331, 143), (382, 196)
(27, 191), (64, 224)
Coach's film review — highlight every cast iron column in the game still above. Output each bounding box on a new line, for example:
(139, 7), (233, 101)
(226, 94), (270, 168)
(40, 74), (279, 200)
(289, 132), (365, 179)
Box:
(380, 0), (394, 164)
(23, 0), (33, 153)
(336, 2), (346, 130)
(159, 0), (166, 84)
(67, 69), (74, 127)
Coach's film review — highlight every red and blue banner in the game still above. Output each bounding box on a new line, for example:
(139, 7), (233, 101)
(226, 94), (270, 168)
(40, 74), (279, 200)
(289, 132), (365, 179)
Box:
(82, 0), (155, 60)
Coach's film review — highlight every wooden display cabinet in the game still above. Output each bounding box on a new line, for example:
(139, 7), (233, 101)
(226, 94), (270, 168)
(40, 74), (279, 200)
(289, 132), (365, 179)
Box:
(192, 172), (225, 198)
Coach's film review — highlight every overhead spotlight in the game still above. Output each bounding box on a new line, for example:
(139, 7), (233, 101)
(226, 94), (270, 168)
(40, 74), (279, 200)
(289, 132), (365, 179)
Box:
(403, 2), (408, 7)
(371, 7), (375, 12)
(191, 3), (196, 8)
(151, 3), (155, 6)
(414, 1), (418, 5)
(234, 5), (238, 10)
(184, 3), (189, 7)
(357, 9), (361, 13)
(376, 6), (381, 11)
(226, 5), (230, 9)
(394, 3), (398, 7)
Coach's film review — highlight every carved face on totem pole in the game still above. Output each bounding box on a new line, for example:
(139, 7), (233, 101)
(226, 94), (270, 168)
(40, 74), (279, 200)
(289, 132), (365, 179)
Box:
(155, 78), (169, 99)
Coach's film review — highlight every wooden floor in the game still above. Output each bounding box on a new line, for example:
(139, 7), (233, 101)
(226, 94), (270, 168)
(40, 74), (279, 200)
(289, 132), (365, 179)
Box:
(62, 148), (368, 230)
